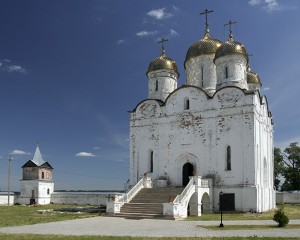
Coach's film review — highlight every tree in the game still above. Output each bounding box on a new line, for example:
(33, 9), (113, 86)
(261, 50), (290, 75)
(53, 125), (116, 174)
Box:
(273, 205), (289, 227)
(274, 147), (284, 190)
(281, 142), (300, 191)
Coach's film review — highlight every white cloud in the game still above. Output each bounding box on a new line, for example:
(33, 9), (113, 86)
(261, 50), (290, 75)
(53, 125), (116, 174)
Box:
(0, 59), (27, 74)
(10, 149), (30, 155)
(249, 0), (262, 5)
(7, 65), (26, 73)
(264, 0), (281, 12)
(75, 152), (96, 157)
(147, 8), (173, 20)
(136, 30), (158, 37)
(117, 39), (125, 45)
(248, 0), (283, 12)
(93, 146), (101, 150)
(262, 87), (271, 91)
(170, 29), (179, 37)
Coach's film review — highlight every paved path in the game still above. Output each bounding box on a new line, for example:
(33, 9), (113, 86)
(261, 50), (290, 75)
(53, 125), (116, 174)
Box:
(0, 217), (300, 238)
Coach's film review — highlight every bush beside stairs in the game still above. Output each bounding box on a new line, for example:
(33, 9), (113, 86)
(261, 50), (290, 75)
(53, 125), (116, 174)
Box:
(112, 187), (184, 220)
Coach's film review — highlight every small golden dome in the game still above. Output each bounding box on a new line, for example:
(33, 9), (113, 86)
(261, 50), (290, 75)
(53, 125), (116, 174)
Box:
(247, 70), (261, 85)
(147, 50), (179, 76)
(185, 33), (222, 67)
(215, 40), (248, 62)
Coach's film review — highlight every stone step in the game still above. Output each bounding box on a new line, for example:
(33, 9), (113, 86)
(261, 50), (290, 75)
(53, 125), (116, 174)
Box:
(116, 187), (184, 220)
(111, 212), (175, 220)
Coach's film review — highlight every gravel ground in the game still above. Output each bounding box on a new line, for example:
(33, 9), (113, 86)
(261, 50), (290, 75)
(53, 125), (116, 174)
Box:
(0, 217), (300, 238)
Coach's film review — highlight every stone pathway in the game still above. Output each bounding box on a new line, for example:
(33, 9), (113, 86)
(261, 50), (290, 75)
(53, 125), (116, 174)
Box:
(0, 217), (300, 238)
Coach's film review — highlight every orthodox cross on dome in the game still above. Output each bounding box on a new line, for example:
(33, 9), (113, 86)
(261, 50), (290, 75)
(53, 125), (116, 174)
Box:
(158, 38), (168, 56)
(158, 37), (168, 50)
(224, 20), (237, 41)
(200, 9), (213, 34)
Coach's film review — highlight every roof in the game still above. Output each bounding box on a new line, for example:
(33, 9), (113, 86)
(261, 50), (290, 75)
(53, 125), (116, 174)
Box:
(22, 160), (53, 169)
(32, 145), (45, 166)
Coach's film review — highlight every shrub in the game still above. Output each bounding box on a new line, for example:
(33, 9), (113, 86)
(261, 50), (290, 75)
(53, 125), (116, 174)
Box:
(273, 205), (289, 227)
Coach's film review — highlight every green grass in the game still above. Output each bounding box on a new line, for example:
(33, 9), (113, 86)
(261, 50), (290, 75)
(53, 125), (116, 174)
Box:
(0, 235), (299, 240)
(199, 224), (300, 230)
(0, 204), (100, 227)
(186, 204), (300, 221)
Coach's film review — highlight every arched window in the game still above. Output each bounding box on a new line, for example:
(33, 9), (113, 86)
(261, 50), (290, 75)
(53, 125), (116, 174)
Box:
(184, 98), (190, 110)
(225, 66), (229, 79)
(226, 146), (231, 170)
(155, 80), (158, 91)
(41, 172), (44, 179)
(150, 151), (154, 172)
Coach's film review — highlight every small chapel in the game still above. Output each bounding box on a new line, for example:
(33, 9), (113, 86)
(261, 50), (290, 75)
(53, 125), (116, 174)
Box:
(19, 145), (54, 205)
(107, 10), (275, 219)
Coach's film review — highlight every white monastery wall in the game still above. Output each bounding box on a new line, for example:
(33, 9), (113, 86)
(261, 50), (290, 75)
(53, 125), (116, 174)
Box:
(50, 192), (109, 206)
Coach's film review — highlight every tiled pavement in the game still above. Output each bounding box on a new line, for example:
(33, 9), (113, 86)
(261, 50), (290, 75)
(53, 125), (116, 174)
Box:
(0, 217), (300, 238)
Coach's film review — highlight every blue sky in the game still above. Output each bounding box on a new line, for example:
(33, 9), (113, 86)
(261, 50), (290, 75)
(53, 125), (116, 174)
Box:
(0, 0), (299, 191)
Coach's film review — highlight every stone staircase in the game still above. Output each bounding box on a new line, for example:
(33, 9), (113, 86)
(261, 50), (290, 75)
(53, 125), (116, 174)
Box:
(113, 187), (183, 219)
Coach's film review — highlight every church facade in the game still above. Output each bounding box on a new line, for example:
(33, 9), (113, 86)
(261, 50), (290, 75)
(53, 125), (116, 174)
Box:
(128, 18), (275, 213)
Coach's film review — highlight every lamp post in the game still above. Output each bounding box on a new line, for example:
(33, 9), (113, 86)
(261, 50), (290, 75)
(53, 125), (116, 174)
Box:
(7, 156), (12, 207)
(219, 191), (224, 227)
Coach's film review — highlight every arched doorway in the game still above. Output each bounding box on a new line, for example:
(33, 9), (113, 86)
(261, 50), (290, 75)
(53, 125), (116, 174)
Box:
(201, 192), (210, 213)
(182, 162), (194, 186)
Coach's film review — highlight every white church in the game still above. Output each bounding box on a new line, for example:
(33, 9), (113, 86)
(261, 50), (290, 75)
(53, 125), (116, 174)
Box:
(107, 11), (275, 219)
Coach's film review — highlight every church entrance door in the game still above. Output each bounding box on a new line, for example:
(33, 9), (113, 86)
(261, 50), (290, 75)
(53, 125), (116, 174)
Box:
(182, 162), (193, 186)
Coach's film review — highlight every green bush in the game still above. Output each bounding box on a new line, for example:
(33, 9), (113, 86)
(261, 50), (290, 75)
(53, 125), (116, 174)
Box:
(273, 205), (289, 227)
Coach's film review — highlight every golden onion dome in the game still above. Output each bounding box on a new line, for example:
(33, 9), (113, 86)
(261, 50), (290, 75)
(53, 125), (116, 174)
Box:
(247, 69), (261, 85)
(215, 40), (248, 62)
(184, 33), (222, 67)
(147, 49), (179, 76)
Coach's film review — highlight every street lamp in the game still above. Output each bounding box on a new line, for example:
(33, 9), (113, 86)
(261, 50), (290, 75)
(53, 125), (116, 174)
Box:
(7, 156), (12, 207)
(219, 191), (224, 227)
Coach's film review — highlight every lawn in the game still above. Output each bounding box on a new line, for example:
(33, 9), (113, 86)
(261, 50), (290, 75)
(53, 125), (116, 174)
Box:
(0, 204), (101, 227)
(0, 235), (299, 240)
(186, 204), (300, 221)
(200, 224), (300, 230)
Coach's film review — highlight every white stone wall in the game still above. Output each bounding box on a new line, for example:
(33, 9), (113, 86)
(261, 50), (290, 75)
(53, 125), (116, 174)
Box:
(215, 55), (248, 90)
(0, 193), (18, 205)
(19, 180), (54, 205)
(147, 69), (178, 101)
(50, 192), (109, 206)
(185, 55), (217, 96)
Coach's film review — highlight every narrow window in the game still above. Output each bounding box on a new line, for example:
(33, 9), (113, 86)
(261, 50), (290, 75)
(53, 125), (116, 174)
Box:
(155, 80), (158, 91)
(184, 98), (190, 110)
(225, 67), (228, 79)
(150, 151), (154, 172)
(41, 172), (44, 179)
(263, 158), (268, 186)
(226, 146), (231, 170)
(47, 188), (50, 195)
(201, 66), (204, 86)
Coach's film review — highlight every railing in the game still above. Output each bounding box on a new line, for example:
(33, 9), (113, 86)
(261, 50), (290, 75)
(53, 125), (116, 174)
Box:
(173, 177), (195, 204)
(117, 177), (144, 203)
(201, 179), (209, 187)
